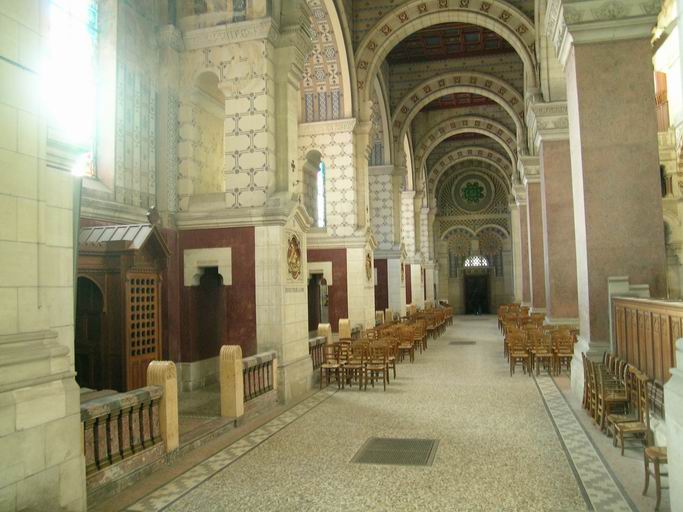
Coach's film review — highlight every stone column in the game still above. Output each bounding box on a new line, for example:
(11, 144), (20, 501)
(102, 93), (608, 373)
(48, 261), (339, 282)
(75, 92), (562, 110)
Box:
(401, 190), (417, 257)
(437, 241), (449, 304)
(424, 262), (436, 302)
(509, 201), (524, 303)
(547, 1), (667, 347)
(530, 101), (579, 324)
(514, 184), (531, 305)
(521, 157), (546, 312)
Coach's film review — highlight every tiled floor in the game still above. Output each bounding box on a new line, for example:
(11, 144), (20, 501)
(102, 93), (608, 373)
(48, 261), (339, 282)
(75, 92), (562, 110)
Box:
(108, 316), (645, 511)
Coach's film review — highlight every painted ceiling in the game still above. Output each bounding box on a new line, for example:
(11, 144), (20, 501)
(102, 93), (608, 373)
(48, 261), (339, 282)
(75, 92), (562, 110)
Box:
(386, 23), (515, 65)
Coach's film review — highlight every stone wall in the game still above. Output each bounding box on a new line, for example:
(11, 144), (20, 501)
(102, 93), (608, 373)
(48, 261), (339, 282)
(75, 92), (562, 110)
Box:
(0, 0), (86, 508)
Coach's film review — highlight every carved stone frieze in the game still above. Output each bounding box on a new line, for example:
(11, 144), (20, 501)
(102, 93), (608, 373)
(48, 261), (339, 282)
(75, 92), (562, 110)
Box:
(183, 18), (280, 50)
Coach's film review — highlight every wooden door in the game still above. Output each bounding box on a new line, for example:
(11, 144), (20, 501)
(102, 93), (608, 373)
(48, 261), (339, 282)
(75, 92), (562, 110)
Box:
(464, 274), (490, 315)
(125, 273), (162, 390)
(308, 274), (321, 333)
(75, 277), (104, 389)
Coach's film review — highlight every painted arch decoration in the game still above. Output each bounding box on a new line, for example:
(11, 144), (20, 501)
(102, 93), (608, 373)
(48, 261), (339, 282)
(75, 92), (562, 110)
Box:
(390, 71), (525, 150)
(354, 0), (537, 114)
(414, 115), (517, 177)
(427, 146), (511, 203)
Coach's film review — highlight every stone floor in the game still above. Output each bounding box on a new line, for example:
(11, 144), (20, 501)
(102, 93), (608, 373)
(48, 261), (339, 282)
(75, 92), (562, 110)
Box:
(99, 316), (653, 511)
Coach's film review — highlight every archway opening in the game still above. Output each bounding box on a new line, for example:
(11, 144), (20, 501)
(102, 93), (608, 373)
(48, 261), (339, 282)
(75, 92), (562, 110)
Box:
(75, 276), (105, 390)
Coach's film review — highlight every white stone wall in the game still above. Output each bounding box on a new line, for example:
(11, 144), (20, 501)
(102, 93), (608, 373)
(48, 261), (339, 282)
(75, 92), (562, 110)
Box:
(0, 0), (85, 508)
(387, 258), (407, 316)
(369, 168), (395, 250)
(401, 191), (416, 256)
(346, 247), (376, 329)
(410, 264), (425, 308)
(299, 120), (357, 237)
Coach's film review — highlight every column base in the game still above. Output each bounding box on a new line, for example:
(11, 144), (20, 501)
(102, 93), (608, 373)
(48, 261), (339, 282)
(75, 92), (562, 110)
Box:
(570, 335), (609, 402)
(277, 354), (313, 404)
(530, 307), (546, 314)
(544, 316), (579, 327)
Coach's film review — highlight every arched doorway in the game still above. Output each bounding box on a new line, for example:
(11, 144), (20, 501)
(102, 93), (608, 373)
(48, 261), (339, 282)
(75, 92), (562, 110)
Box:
(307, 274), (329, 333)
(75, 276), (104, 390)
(192, 267), (227, 360)
(464, 256), (490, 315)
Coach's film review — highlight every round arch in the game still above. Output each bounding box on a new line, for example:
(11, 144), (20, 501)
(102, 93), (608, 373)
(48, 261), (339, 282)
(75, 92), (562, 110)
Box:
(354, 0), (536, 119)
(414, 115), (517, 178)
(433, 161), (511, 207)
(427, 147), (512, 202)
(391, 72), (525, 152)
(476, 224), (510, 239)
(440, 224), (477, 241)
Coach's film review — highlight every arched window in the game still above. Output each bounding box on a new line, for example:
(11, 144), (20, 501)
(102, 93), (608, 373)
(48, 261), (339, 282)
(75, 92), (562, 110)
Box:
(464, 255), (489, 268)
(316, 162), (326, 228)
(46, 0), (99, 176)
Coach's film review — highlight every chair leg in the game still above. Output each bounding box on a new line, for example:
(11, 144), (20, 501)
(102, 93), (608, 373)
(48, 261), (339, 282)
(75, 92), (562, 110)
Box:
(643, 452), (650, 496)
(620, 432), (625, 456)
(654, 461), (662, 511)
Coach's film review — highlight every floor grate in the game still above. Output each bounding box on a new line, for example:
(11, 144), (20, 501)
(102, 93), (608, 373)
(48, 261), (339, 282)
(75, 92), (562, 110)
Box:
(351, 438), (439, 466)
(449, 341), (476, 345)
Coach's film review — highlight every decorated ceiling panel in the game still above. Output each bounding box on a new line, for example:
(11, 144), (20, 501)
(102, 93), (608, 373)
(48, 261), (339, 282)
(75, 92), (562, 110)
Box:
(385, 23), (515, 65)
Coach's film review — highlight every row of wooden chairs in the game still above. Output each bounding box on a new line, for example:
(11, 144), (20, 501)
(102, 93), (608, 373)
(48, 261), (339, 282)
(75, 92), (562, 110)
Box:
(582, 353), (669, 510)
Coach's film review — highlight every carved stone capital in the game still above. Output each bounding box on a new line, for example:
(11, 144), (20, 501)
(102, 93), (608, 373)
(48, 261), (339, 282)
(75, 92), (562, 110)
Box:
(545, 0), (661, 67)
(526, 101), (569, 152)
(518, 155), (540, 185)
(158, 25), (184, 52)
(298, 118), (357, 136)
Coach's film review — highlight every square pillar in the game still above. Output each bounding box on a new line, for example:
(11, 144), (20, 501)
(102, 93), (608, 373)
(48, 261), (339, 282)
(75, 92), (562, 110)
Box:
(514, 185), (531, 305)
(548, 3), (667, 344)
(524, 170), (547, 313)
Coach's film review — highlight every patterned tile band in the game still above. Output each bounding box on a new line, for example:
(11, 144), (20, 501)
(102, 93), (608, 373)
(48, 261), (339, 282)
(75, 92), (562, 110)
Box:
(534, 375), (637, 512)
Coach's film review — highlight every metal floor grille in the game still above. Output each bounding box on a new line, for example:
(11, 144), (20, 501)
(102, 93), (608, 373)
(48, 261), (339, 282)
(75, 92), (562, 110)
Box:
(449, 341), (476, 345)
(351, 438), (439, 466)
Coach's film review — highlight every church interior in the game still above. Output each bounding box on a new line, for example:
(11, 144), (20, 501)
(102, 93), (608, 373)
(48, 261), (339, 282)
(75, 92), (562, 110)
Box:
(2, 0), (683, 510)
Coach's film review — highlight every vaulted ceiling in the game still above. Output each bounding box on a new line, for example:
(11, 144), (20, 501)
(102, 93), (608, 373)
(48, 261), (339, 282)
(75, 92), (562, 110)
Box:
(385, 22), (516, 65)
(422, 93), (498, 112)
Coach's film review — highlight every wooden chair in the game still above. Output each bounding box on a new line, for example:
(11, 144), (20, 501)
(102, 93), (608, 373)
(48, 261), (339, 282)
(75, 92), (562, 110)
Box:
(606, 365), (639, 438)
(613, 373), (651, 456)
(343, 342), (367, 390)
(643, 446), (668, 511)
(552, 333), (574, 375)
(413, 319), (427, 353)
(529, 332), (553, 376)
(398, 326), (415, 363)
(365, 344), (389, 391)
(320, 344), (342, 390)
(508, 333), (529, 376)
(595, 366), (628, 432)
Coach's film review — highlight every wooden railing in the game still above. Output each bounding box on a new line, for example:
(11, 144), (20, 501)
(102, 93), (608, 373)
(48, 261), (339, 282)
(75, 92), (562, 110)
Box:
(309, 336), (326, 371)
(242, 351), (276, 403)
(612, 296), (682, 383)
(81, 386), (162, 476)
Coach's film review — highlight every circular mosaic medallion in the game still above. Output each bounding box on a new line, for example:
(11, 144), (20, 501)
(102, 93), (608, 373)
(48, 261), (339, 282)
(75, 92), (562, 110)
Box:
(452, 173), (494, 213)
(287, 235), (302, 280)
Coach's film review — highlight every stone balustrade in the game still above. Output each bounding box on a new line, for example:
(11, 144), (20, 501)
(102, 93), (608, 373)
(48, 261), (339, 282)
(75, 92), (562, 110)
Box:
(308, 336), (326, 371)
(81, 386), (162, 476)
(242, 351), (277, 402)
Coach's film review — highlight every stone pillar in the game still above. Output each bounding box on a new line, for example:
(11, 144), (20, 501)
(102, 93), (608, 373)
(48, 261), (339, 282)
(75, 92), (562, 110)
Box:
(0, 0), (86, 508)
(410, 263), (425, 308)
(386, 256), (407, 317)
(437, 240), (449, 303)
(530, 101), (579, 324)
(401, 190), (417, 257)
(509, 201), (524, 303)
(424, 262), (436, 302)
(317, 323), (332, 345)
(664, 339), (683, 510)
(547, 1), (667, 346)
(346, 245), (376, 329)
(146, 361), (179, 452)
(219, 345), (244, 419)
(514, 185), (531, 305)
(521, 157), (546, 312)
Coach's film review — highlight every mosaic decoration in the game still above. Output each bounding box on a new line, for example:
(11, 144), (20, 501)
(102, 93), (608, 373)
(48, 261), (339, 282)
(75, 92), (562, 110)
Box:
(287, 234), (302, 280)
(453, 173), (494, 212)
(302, 0), (343, 122)
(447, 229), (472, 257)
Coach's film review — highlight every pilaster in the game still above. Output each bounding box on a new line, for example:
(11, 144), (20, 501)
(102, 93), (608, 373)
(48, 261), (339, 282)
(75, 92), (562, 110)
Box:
(520, 156), (546, 312)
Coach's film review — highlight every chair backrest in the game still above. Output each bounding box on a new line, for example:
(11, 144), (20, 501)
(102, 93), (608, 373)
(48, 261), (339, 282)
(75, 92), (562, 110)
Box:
(338, 318), (351, 340)
(323, 344), (339, 363)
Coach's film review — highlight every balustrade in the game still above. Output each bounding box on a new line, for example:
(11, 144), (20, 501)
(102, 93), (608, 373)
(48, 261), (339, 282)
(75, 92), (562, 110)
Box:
(242, 351), (277, 403)
(309, 336), (326, 371)
(81, 386), (162, 476)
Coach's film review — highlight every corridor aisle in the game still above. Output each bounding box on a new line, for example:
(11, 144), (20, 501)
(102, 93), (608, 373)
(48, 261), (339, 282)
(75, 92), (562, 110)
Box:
(127, 317), (599, 511)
